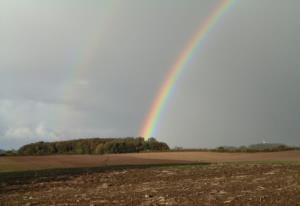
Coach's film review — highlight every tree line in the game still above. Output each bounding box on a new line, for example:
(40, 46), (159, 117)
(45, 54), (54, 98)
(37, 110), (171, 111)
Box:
(173, 143), (299, 153)
(17, 137), (169, 155)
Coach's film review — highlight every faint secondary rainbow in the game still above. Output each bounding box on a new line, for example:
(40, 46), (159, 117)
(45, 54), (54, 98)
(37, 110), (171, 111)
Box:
(58, 1), (117, 134)
(61, 1), (116, 105)
(140, 0), (236, 139)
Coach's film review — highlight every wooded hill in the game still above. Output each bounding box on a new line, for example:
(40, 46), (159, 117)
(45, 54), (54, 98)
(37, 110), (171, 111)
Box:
(18, 137), (169, 155)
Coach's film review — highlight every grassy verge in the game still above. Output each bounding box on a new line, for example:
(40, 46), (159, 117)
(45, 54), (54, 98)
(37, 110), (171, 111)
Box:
(249, 160), (300, 165)
(0, 162), (209, 185)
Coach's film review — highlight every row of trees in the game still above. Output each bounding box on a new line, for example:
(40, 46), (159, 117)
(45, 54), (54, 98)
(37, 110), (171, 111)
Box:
(213, 143), (295, 153)
(18, 137), (169, 155)
(173, 143), (299, 153)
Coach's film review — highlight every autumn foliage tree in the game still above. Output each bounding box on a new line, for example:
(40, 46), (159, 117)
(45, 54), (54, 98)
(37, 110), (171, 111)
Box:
(18, 137), (169, 155)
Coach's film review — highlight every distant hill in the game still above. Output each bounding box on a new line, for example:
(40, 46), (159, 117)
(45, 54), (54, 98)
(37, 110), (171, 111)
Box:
(18, 137), (169, 155)
(248, 143), (287, 150)
(214, 143), (298, 152)
(0, 149), (17, 156)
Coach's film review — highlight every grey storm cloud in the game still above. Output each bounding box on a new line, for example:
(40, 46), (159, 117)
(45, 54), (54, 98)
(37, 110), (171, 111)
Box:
(0, 0), (300, 149)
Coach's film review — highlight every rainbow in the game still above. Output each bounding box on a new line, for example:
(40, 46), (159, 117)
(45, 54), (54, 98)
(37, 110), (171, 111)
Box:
(62, 1), (116, 104)
(59, 1), (116, 128)
(140, 0), (236, 139)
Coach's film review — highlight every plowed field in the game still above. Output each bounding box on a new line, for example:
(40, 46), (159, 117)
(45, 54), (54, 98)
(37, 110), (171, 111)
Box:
(1, 151), (300, 205)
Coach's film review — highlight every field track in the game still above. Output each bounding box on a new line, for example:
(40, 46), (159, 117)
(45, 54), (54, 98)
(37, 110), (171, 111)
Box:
(1, 150), (300, 172)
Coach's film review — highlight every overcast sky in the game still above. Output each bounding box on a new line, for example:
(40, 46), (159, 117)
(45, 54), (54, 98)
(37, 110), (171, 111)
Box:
(0, 0), (299, 149)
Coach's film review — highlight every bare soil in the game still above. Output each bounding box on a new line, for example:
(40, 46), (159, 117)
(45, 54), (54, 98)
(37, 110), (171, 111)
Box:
(122, 150), (300, 162)
(1, 163), (300, 205)
(1, 150), (299, 172)
(0, 155), (191, 172)
(1, 151), (300, 205)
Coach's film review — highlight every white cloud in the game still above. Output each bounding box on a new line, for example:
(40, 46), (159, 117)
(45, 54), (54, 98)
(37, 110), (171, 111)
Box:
(5, 127), (33, 139)
(78, 80), (89, 87)
(4, 123), (60, 140)
(0, 99), (62, 142)
(35, 123), (60, 138)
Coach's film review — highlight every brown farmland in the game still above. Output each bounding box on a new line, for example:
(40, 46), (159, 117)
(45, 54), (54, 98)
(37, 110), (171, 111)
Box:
(1, 151), (300, 205)
(1, 150), (300, 172)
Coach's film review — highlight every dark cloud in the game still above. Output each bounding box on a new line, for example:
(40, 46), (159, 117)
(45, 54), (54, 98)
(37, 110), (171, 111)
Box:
(0, 0), (299, 149)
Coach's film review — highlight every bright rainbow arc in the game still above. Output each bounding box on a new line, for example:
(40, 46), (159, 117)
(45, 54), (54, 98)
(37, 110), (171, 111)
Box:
(140, 0), (236, 139)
